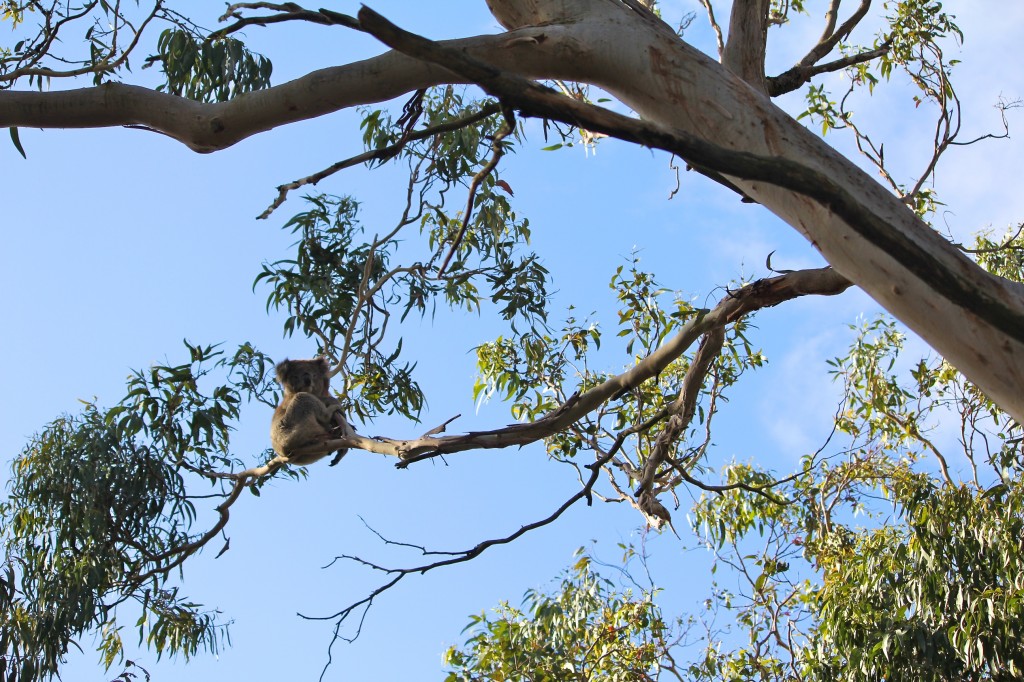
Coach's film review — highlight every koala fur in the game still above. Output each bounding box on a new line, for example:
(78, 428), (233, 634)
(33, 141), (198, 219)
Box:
(270, 358), (354, 465)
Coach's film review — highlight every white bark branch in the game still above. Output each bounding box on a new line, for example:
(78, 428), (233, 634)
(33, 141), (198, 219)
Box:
(475, 1), (1024, 425)
(722, 0), (769, 91)
(0, 27), (581, 152)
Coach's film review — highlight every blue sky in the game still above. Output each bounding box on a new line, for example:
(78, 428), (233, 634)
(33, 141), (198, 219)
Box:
(2, 1), (1023, 679)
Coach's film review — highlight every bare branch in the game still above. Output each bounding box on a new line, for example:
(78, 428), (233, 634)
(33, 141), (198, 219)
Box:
(669, 463), (792, 505)
(800, 0), (872, 69)
(304, 413), (666, 645)
(818, 0), (844, 47)
(213, 3), (358, 39)
(258, 102), (501, 219)
(768, 42), (891, 96)
(950, 96), (1019, 147)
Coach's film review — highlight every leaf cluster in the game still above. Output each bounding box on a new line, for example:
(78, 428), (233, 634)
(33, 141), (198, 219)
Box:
(443, 551), (674, 681)
(256, 88), (553, 422)
(143, 28), (272, 103)
(809, 480), (1024, 680)
(0, 407), (220, 682)
(0, 341), (281, 681)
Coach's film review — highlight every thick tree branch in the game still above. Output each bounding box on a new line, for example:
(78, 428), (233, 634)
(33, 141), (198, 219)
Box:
(0, 29), (548, 152)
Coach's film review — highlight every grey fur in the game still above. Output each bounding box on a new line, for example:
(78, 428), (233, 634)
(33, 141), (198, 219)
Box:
(270, 358), (353, 465)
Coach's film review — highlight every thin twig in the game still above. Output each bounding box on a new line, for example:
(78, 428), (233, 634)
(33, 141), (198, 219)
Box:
(697, 0), (725, 60)
(258, 102), (501, 218)
(437, 106), (516, 277)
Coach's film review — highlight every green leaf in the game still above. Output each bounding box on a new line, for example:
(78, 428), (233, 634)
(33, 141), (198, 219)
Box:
(9, 127), (26, 158)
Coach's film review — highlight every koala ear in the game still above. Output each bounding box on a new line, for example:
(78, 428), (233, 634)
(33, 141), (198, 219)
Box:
(317, 357), (330, 372)
(275, 359), (292, 381)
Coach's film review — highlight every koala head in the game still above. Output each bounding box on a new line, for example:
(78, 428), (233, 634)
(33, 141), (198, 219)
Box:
(275, 358), (330, 396)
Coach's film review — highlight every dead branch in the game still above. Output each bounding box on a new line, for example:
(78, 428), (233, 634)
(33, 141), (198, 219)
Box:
(213, 3), (358, 39)
(305, 407), (658, 649)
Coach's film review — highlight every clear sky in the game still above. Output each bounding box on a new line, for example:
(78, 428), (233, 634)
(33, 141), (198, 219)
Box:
(2, 1), (1023, 680)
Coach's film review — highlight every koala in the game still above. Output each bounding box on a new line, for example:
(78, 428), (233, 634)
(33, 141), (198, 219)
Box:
(270, 358), (354, 466)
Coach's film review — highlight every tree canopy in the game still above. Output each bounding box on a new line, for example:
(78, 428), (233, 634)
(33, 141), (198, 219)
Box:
(1, 1), (1023, 680)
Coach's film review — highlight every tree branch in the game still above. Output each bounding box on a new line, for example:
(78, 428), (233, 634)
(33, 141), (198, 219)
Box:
(633, 326), (724, 530)
(306, 422), (645, 648)
(283, 266), (850, 463)
(258, 102), (501, 219)
(768, 42), (891, 97)
(437, 106), (515, 276)
(126, 454), (288, 584)
(635, 327), (725, 497)
(213, 3), (358, 39)
(0, 27), (551, 152)
(722, 0), (769, 92)
(697, 0), (726, 60)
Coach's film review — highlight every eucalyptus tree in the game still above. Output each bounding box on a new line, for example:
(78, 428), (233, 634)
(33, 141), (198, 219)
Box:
(1, 1), (1020, 680)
